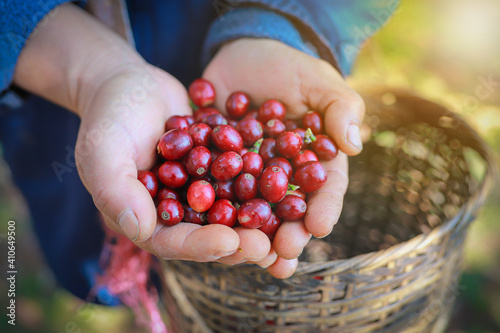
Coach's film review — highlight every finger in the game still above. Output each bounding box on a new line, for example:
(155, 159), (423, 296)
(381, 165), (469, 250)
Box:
(103, 214), (241, 261)
(76, 128), (158, 242)
(142, 223), (240, 261)
(273, 221), (311, 260)
(266, 257), (298, 279)
(247, 247), (278, 268)
(300, 59), (366, 156)
(215, 227), (271, 265)
(305, 153), (349, 237)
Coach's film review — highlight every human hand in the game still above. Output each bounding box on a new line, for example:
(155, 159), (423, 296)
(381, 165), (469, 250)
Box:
(14, 4), (272, 266)
(203, 38), (365, 278)
(75, 63), (275, 265)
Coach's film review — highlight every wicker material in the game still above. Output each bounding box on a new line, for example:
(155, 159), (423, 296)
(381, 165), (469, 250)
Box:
(161, 88), (495, 333)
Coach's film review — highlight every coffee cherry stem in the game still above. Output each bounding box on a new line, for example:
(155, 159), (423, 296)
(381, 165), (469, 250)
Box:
(287, 184), (301, 192)
(248, 138), (264, 153)
(189, 99), (199, 111)
(304, 128), (317, 144)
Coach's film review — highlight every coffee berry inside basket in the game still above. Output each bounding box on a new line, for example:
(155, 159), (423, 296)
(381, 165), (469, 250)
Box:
(137, 78), (338, 240)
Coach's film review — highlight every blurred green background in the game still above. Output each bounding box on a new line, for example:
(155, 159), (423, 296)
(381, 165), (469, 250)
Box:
(1, 0), (499, 332)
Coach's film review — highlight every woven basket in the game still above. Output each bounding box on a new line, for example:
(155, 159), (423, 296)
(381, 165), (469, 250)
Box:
(161, 88), (495, 333)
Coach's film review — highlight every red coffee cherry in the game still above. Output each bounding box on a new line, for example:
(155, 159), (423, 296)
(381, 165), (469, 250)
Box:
(187, 180), (216, 212)
(185, 146), (212, 178)
(157, 129), (193, 160)
(189, 123), (212, 147)
(212, 125), (243, 152)
(275, 195), (307, 221)
(189, 78), (216, 107)
(311, 134), (338, 160)
(235, 173), (258, 202)
(259, 212), (282, 240)
(210, 151), (243, 181)
(291, 149), (319, 169)
(302, 110), (323, 134)
(241, 151), (264, 178)
(237, 198), (272, 229)
(158, 161), (189, 188)
(236, 118), (264, 147)
(258, 99), (286, 123)
(259, 166), (288, 203)
(226, 92), (250, 118)
(207, 199), (237, 227)
(137, 170), (159, 198)
(157, 199), (184, 226)
(294, 161), (327, 193)
(276, 131), (303, 159)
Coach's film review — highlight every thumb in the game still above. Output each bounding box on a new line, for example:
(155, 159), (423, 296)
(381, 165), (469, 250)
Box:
(76, 128), (157, 243)
(298, 59), (366, 156)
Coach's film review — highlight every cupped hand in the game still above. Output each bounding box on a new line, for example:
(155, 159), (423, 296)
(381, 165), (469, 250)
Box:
(74, 63), (270, 264)
(204, 38), (365, 278)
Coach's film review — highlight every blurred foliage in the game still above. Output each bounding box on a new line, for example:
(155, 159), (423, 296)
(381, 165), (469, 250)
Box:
(1, 0), (499, 332)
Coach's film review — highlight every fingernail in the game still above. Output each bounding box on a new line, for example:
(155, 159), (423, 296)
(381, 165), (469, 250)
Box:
(117, 209), (140, 241)
(347, 124), (363, 151)
(214, 249), (237, 258)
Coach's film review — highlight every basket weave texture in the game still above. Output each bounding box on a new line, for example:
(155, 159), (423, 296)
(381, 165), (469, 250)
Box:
(162, 89), (495, 333)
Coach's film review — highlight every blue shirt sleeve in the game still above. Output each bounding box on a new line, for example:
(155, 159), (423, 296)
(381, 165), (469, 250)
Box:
(203, 0), (400, 75)
(0, 0), (80, 93)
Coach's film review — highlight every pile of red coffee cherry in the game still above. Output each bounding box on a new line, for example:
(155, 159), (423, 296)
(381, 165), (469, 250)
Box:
(137, 78), (338, 240)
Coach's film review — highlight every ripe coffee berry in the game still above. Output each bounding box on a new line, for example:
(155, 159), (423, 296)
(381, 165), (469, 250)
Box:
(265, 157), (293, 180)
(204, 113), (228, 128)
(263, 119), (286, 138)
(137, 170), (158, 198)
(302, 110), (323, 134)
(185, 146), (212, 177)
(275, 195), (307, 221)
(259, 166), (288, 203)
(189, 123), (212, 147)
(276, 131), (303, 159)
(207, 199), (237, 227)
(226, 92), (250, 118)
(259, 138), (278, 163)
(194, 107), (219, 123)
(211, 151), (243, 181)
(214, 179), (237, 201)
(236, 118), (264, 147)
(158, 161), (189, 188)
(294, 161), (327, 193)
(189, 78), (216, 107)
(311, 134), (338, 160)
(259, 212), (281, 240)
(235, 173), (258, 202)
(157, 199), (184, 226)
(284, 119), (298, 131)
(183, 205), (207, 225)
(157, 186), (180, 200)
(258, 99), (286, 122)
(237, 198), (272, 229)
(165, 115), (190, 131)
(212, 125), (243, 152)
(291, 149), (319, 169)
(157, 129), (193, 160)
(241, 152), (264, 178)
(187, 180), (216, 212)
